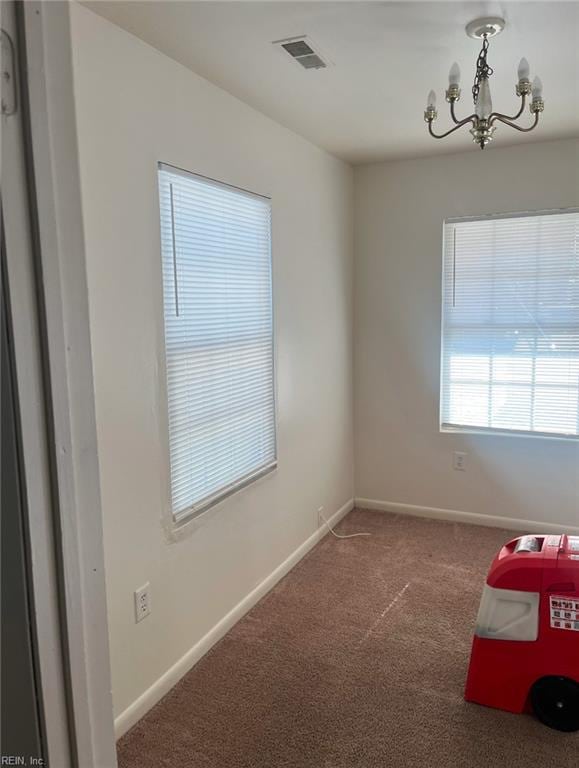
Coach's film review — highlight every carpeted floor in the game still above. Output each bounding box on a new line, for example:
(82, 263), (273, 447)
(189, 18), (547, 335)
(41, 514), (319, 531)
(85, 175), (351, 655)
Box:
(117, 508), (578, 767)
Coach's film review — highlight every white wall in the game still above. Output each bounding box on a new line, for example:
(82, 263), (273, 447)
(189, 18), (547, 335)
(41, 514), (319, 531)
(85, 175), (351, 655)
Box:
(70, 4), (354, 727)
(354, 138), (579, 530)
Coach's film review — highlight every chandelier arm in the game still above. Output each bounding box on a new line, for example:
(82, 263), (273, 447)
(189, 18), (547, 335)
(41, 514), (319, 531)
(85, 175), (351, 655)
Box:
(491, 111), (540, 133)
(449, 101), (466, 125)
(427, 115), (476, 140)
(489, 95), (526, 125)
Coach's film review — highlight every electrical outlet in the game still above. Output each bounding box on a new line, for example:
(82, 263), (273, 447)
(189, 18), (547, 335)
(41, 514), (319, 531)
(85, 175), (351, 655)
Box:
(453, 451), (467, 471)
(134, 583), (151, 623)
(317, 506), (325, 529)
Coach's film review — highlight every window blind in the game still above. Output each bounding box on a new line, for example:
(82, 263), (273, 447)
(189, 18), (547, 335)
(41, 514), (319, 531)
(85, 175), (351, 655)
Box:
(158, 164), (276, 522)
(441, 210), (579, 438)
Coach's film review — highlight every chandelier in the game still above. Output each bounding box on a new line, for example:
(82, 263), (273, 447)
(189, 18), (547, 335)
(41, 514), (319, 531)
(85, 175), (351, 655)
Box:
(424, 17), (544, 149)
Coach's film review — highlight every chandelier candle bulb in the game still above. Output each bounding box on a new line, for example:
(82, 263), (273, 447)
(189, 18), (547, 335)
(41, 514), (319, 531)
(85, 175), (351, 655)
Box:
(518, 57), (530, 81)
(516, 57), (532, 96)
(446, 62), (461, 102)
(449, 62), (461, 85)
(531, 76), (544, 113)
(424, 90), (437, 122)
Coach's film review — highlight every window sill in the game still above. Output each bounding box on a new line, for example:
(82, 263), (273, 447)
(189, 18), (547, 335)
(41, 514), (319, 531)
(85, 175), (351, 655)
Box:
(440, 425), (579, 442)
(162, 461), (278, 543)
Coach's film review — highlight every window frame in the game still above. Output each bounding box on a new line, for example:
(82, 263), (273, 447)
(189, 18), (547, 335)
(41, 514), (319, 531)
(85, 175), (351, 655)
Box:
(157, 162), (278, 532)
(439, 208), (579, 442)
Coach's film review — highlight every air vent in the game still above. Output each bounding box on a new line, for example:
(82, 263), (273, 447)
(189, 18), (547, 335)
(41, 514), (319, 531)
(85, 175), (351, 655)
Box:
(281, 40), (314, 58)
(273, 36), (328, 70)
(295, 53), (326, 70)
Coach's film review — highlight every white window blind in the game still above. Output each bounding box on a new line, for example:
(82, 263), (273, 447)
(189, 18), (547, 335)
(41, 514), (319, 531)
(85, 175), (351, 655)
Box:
(441, 210), (579, 438)
(158, 164), (276, 522)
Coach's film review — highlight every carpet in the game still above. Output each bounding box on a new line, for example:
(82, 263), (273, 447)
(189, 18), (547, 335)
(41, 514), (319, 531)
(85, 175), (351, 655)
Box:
(117, 508), (578, 767)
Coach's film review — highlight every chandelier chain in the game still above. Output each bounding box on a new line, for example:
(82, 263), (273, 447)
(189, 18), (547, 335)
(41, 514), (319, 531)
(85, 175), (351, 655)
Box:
(472, 36), (493, 105)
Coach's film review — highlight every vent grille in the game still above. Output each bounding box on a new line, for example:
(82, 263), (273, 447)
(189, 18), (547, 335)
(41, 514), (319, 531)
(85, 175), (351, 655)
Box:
(296, 54), (326, 69)
(281, 40), (314, 58)
(274, 36), (328, 70)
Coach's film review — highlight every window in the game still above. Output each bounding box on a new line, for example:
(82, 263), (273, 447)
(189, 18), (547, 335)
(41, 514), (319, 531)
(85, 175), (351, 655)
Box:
(158, 164), (276, 522)
(440, 210), (579, 438)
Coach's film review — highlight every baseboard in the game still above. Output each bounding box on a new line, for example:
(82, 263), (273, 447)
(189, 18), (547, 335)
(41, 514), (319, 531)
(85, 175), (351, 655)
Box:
(355, 497), (579, 536)
(114, 497), (354, 739)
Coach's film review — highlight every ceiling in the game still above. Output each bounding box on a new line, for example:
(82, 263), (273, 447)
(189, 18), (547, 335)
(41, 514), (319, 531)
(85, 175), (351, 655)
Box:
(84, 1), (579, 164)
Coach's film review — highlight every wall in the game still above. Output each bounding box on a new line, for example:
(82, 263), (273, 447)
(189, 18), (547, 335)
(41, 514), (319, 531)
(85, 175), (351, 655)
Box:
(355, 138), (579, 531)
(70, 4), (354, 729)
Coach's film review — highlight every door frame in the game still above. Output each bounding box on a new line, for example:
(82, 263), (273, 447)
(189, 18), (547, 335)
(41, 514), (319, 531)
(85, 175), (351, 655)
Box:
(2, 1), (116, 765)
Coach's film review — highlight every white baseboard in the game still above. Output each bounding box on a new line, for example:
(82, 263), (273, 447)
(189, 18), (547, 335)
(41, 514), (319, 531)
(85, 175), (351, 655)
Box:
(114, 497), (354, 738)
(355, 497), (579, 536)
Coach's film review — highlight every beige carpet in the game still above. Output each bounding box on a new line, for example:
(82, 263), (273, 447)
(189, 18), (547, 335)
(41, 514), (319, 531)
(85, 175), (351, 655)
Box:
(117, 509), (578, 767)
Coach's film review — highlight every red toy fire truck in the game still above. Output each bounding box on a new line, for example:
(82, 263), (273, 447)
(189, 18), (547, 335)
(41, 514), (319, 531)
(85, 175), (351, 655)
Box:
(465, 533), (579, 731)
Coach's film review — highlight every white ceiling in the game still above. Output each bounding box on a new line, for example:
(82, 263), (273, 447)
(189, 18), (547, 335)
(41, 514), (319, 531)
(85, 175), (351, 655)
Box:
(84, 1), (579, 164)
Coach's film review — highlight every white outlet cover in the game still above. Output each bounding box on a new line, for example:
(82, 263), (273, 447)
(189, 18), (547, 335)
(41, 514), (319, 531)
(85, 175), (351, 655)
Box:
(453, 451), (467, 471)
(134, 583), (151, 623)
